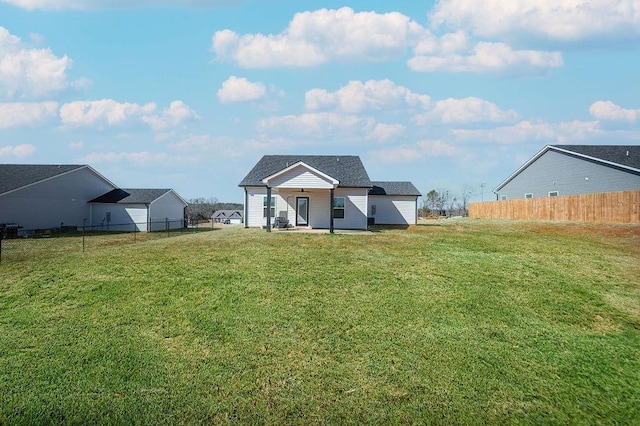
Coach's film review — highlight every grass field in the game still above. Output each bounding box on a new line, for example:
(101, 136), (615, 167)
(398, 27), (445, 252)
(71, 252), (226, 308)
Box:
(1, 220), (639, 424)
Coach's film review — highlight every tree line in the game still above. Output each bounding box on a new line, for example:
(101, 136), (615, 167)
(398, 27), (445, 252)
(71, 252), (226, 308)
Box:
(419, 186), (474, 218)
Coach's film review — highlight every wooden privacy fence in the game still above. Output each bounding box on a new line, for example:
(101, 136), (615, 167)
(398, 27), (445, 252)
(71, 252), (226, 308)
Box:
(469, 189), (640, 223)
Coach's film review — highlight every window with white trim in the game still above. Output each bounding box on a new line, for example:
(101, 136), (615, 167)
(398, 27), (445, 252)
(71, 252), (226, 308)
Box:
(525, 193), (533, 199)
(333, 197), (345, 219)
(263, 196), (275, 218)
(549, 191), (559, 197)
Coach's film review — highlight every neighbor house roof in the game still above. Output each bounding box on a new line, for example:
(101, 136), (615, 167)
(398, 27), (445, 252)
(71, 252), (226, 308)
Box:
(0, 164), (101, 196)
(494, 144), (640, 192)
(239, 155), (372, 188)
(369, 181), (422, 196)
(212, 209), (243, 218)
(90, 188), (187, 205)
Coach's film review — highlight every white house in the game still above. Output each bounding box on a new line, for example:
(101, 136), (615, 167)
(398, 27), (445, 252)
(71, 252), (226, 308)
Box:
(239, 155), (421, 232)
(89, 189), (188, 232)
(0, 164), (187, 232)
(212, 210), (243, 224)
(494, 145), (640, 200)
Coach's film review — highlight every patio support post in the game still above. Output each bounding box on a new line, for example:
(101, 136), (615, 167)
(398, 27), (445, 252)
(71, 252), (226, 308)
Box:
(330, 188), (335, 234)
(266, 187), (272, 232)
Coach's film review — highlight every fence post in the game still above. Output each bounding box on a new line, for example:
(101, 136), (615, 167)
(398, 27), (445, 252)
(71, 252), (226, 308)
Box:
(166, 218), (169, 237)
(0, 235), (3, 265)
(82, 219), (86, 253)
(133, 222), (137, 243)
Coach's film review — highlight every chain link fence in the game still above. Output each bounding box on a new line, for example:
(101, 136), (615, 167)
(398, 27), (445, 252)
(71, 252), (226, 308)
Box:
(0, 219), (214, 264)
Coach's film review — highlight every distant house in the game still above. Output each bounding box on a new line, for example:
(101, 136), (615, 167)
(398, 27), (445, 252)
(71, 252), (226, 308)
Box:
(239, 155), (421, 231)
(0, 164), (187, 232)
(494, 145), (640, 200)
(212, 210), (243, 224)
(89, 189), (188, 232)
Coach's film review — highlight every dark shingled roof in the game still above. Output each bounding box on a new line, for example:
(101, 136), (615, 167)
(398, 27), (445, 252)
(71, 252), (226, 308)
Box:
(239, 155), (372, 188)
(551, 145), (640, 170)
(369, 181), (422, 196)
(0, 164), (85, 195)
(90, 189), (174, 204)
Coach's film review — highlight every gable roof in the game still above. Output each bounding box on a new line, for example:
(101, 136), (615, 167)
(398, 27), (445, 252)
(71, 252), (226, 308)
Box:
(494, 144), (640, 192)
(369, 181), (422, 196)
(212, 209), (243, 218)
(0, 164), (98, 195)
(239, 155), (372, 188)
(90, 188), (187, 205)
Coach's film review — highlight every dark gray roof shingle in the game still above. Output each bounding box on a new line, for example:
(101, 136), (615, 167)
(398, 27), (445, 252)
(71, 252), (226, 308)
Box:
(90, 189), (174, 204)
(551, 145), (640, 170)
(0, 164), (85, 195)
(369, 181), (422, 196)
(239, 155), (372, 188)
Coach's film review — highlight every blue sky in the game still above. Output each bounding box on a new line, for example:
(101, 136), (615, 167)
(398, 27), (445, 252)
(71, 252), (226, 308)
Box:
(1, 0), (639, 203)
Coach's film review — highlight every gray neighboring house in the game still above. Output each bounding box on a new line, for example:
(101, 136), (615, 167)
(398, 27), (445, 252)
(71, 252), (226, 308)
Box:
(239, 155), (421, 231)
(212, 210), (243, 224)
(494, 145), (640, 200)
(89, 188), (188, 232)
(0, 164), (187, 232)
(0, 164), (116, 230)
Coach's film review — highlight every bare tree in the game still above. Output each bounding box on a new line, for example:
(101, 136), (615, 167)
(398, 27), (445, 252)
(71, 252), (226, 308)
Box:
(459, 185), (474, 217)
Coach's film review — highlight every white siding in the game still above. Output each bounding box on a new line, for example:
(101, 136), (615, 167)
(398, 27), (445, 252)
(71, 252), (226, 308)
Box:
(244, 187), (368, 229)
(91, 204), (148, 231)
(245, 187), (286, 228)
(369, 195), (417, 225)
(150, 191), (186, 230)
(0, 167), (116, 230)
(334, 188), (368, 230)
(268, 165), (335, 189)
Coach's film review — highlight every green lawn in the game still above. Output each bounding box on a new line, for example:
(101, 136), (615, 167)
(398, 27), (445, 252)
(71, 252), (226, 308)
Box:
(1, 220), (639, 424)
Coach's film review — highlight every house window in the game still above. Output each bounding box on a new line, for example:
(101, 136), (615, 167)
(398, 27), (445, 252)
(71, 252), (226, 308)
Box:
(525, 193), (533, 199)
(333, 197), (345, 219)
(549, 191), (559, 197)
(263, 196), (275, 218)
(500, 195), (507, 201)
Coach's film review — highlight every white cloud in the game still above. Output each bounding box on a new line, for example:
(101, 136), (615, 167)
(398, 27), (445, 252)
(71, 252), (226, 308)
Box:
(589, 100), (640, 122)
(142, 100), (200, 131)
(258, 112), (376, 138)
(305, 79), (431, 113)
(1, 0), (236, 10)
(212, 7), (426, 68)
(0, 26), (87, 99)
(59, 99), (198, 131)
(79, 151), (169, 165)
(369, 139), (466, 163)
(0, 101), (58, 128)
(0, 143), (36, 158)
(60, 99), (156, 128)
(369, 123), (405, 142)
(217, 76), (267, 104)
(452, 120), (602, 144)
(414, 97), (519, 125)
(408, 41), (562, 74)
(430, 0), (640, 42)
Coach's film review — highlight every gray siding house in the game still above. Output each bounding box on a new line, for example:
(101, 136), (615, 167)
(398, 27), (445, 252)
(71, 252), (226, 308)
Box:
(494, 145), (640, 200)
(239, 155), (421, 231)
(1, 164), (187, 232)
